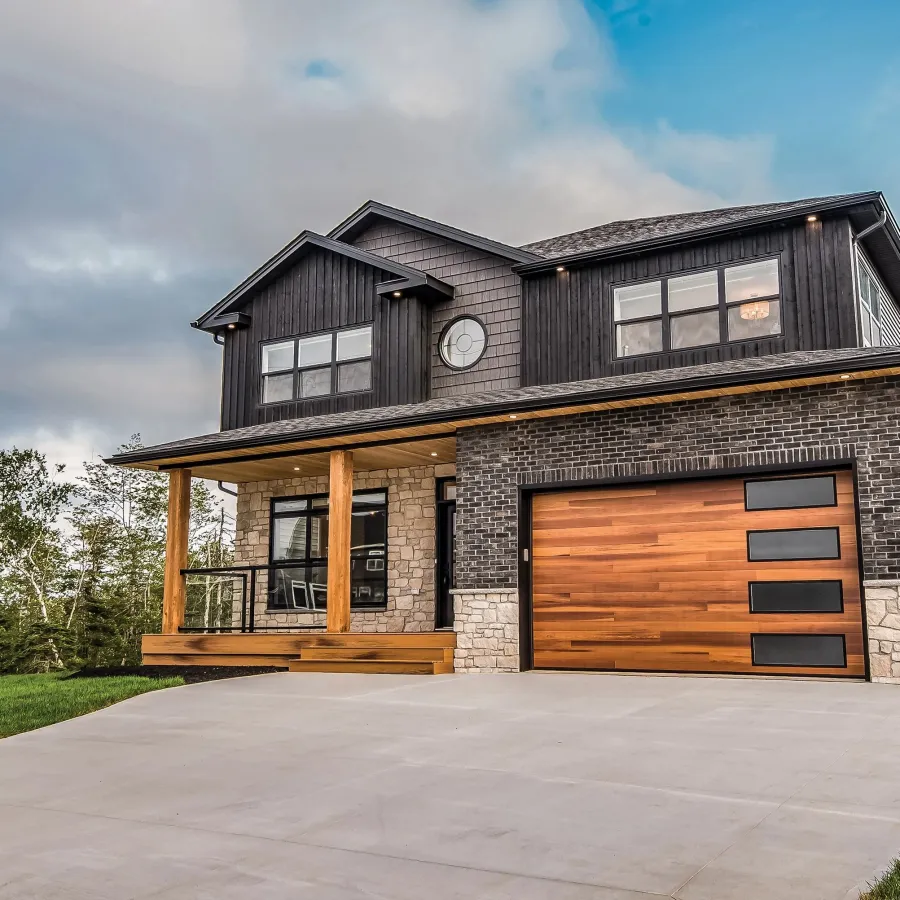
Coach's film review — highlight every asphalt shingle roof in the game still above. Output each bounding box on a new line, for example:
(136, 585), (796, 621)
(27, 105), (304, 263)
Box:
(520, 193), (873, 259)
(108, 347), (900, 466)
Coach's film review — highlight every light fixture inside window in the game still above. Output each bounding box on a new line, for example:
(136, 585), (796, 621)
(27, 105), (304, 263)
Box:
(740, 300), (771, 321)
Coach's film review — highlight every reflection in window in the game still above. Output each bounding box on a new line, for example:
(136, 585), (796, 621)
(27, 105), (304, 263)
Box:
(261, 325), (373, 404)
(747, 528), (840, 561)
(268, 491), (387, 610)
(857, 250), (900, 348)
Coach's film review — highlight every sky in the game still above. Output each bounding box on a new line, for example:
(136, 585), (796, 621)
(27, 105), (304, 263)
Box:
(0, 0), (898, 480)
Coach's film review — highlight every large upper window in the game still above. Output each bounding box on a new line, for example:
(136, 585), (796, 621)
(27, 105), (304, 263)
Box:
(261, 325), (373, 404)
(613, 258), (782, 358)
(268, 491), (387, 611)
(857, 250), (900, 347)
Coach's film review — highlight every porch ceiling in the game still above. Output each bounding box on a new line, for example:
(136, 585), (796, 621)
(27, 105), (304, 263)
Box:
(178, 435), (456, 483)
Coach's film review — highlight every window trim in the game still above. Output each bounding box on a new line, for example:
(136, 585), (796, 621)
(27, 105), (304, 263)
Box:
(267, 489), (388, 611)
(611, 255), (784, 359)
(438, 314), (489, 371)
(750, 633), (847, 668)
(259, 323), (374, 407)
(746, 526), (842, 562)
(748, 580), (844, 614)
(743, 474), (838, 511)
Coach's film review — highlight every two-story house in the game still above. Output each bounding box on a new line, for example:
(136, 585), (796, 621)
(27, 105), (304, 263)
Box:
(110, 191), (900, 682)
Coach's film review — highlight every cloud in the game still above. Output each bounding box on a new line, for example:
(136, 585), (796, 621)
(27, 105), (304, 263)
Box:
(0, 0), (776, 468)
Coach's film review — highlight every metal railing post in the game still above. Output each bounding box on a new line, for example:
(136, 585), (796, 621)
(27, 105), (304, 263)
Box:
(248, 567), (257, 634)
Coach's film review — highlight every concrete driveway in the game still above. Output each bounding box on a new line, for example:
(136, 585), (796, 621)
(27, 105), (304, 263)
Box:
(1, 673), (900, 900)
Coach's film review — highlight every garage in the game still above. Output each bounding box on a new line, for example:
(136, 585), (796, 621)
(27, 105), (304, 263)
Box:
(530, 470), (866, 677)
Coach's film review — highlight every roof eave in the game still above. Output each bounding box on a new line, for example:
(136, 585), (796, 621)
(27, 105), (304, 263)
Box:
(329, 200), (541, 265)
(514, 192), (886, 274)
(193, 231), (452, 330)
(105, 348), (900, 468)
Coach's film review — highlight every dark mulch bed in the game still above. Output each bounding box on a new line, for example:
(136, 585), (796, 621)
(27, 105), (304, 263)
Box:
(67, 666), (287, 684)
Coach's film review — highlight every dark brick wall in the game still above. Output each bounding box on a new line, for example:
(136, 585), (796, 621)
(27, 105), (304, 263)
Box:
(455, 376), (900, 588)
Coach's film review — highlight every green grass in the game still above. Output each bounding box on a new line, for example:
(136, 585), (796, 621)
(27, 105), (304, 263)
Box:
(0, 672), (184, 738)
(862, 860), (900, 899)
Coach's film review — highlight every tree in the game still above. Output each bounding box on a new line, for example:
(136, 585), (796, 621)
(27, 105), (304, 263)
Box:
(0, 449), (73, 671)
(0, 436), (235, 672)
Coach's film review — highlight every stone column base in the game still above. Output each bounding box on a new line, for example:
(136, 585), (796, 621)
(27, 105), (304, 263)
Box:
(865, 581), (900, 683)
(451, 589), (519, 672)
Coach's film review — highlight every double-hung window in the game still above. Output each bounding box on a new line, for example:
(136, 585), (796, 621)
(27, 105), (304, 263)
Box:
(268, 491), (387, 611)
(261, 325), (373, 404)
(857, 250), (900, 347)
(614, 258), (782, 358)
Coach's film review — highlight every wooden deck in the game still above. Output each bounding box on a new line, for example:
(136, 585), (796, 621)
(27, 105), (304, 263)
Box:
(142, 632), (458, 674)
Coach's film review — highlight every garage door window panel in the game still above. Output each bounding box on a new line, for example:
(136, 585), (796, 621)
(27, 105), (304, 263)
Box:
(744, 475), (837, 511)
(751, 633), (846, 668)
(749, 581), (844, 614)
(747, 527), (841, 561)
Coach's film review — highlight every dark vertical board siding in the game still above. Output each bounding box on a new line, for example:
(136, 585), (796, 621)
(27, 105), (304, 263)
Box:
(521, 218), (858, 385)
(219, 249), (429, 430)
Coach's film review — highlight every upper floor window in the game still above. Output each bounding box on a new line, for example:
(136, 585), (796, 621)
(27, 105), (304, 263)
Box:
(857, 251), (898, 347)
(261, 325), (373, 404)
(614, 258), (782, 358)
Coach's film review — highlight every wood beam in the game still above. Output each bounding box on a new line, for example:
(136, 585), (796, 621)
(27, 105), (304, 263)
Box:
(162, 468), (192, 634)
(326, 450), (353, 633)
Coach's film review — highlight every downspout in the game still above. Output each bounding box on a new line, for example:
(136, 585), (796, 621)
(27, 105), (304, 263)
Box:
(217, 481), (238, 497)
(853, 209), (888, 245)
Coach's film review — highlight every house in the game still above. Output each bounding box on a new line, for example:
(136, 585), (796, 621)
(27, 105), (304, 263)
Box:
(108, 191), (900, 681)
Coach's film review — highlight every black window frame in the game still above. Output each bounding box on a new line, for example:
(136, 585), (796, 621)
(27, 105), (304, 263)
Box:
(259, 323), (374, 406)
(267, 489), (388, 611)
(748, 580), (844, 614)
(612, 255), (783, 359)
(744, 474), (838, 511)
(746, 526), (842, 562)
(750, 633), (847, 668)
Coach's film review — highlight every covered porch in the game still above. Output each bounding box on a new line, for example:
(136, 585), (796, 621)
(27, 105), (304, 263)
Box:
(140, 433), (459, 673)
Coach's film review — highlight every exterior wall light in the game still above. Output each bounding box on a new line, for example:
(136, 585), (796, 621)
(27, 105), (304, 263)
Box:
(430, 452), (438, 457)
(807, 215), (818, 222)
(509, 414), (518, 419)
(840, 374), (851, 380)
(392, 291), (402, 298)
(227, 323), (237, 330)
(556, 266), (566, 272)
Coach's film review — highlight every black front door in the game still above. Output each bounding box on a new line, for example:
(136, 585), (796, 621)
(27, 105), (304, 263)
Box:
(436, 479), (456, 629)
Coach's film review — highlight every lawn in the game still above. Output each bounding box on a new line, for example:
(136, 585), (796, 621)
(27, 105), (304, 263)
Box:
(0, 672), (184, 738)
(862, 860), (900, 899)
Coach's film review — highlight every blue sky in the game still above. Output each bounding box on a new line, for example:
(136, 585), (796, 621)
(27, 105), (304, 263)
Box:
(593, 0), (900, 201)
(0, 0), (897, 472)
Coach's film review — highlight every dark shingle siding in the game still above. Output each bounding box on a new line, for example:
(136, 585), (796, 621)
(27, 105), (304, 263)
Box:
(455, 376), (900, 587)
(520, 194), (868, 259)
(352, 219), (522, 395)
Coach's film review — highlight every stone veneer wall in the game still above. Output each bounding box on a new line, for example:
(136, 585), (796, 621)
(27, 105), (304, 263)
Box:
(234, 464), (450, 632)
(865, 582), (900, 683)
(451, 589), (519, 672)
(452, 377), (900, 676)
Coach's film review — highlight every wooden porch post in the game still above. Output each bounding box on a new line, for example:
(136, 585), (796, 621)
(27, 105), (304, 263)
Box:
(162, 468), (192, 634)
(326, 450), (353, 633)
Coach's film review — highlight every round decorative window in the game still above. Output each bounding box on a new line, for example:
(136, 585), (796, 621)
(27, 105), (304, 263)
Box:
(439, 316), (487, 370)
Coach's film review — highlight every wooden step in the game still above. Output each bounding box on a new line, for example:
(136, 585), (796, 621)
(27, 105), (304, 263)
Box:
(288, 658), (439, 674)
(300, 647), (446, 662)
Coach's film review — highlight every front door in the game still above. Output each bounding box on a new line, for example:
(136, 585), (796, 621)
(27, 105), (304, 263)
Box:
(436, 478), (456, 629)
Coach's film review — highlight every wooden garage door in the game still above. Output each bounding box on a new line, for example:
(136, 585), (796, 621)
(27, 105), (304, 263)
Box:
(531, 470), (865, 677)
